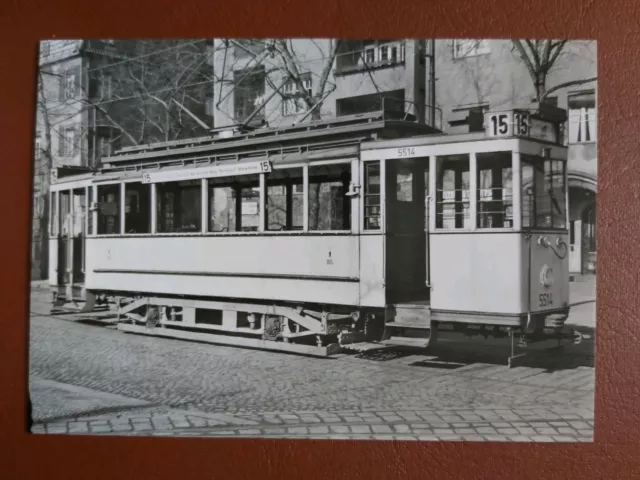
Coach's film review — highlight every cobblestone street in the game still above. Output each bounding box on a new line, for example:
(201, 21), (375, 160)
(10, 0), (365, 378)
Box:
(29, 280), (596, 442)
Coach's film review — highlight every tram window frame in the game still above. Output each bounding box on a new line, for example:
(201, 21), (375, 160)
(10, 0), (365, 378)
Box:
(207, 180), (239, 233)
(207, 174), (262, 233)
(156, 180), (202, 234)
(475, 151), (514, 229)
(71, 188), (87, 237)
(87, 187), (93, 236)
(96, 184), (122, 235)
(50, 191), (57, 237)
(58, 190), (72, 237)
(363, 161), (381, 231)
(435, 154), (471, 230)
(521, 154), (567, 230)
(124, 182), (152, 234)
(308, 163), (351, 232)
(265, 167), (304, 232)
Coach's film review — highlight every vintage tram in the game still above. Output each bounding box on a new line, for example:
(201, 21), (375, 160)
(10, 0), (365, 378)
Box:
(47, 104), (581, 366)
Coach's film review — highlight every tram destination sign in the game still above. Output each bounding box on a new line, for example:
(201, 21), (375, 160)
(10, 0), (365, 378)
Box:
(141, 160), (272, 184)
(485, 110), (558, 143)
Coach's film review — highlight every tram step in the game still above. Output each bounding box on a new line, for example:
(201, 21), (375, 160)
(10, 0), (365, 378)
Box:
(386, 304), (431, 328)
(385, 320), (431, 329)
(381, 336), (430, 349)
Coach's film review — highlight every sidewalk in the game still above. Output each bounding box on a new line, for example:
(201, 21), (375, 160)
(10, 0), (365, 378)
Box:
(30, 377), (593, 442)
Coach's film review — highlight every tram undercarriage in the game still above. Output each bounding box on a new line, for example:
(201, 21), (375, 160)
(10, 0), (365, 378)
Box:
(68, 291), (582, 366)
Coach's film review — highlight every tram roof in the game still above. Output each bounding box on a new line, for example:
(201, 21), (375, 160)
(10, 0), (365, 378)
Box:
(101, 110), (439, 167)
(361, 131), (568, 151)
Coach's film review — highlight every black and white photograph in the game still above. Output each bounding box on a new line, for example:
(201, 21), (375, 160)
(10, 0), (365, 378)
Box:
(29, 38), (597, 442)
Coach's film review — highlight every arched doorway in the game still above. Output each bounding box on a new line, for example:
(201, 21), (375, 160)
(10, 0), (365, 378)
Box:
(568, 175), (597, 275)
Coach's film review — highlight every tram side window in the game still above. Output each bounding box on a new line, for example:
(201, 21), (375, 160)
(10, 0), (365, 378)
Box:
(124, 183), (151, 234)
(87, 187), (93, 236)
(72, 189), (86, 237)
(309, 163), (351, 231)
(58, 191), (71, 236)
(521, 155), (567, 229)
(266, 168), (303, 231)
(435, 155), (470, 229)
(50, 192), (57, 236)
(364, 162), (381, 230)
(476, 151), (513, 229)
(157, 180), (201, 233)
(97, 185), (121, 235)
(208, 182), (237, 232)
(208, 175), (261, 232)
(238, 176), (261, 232)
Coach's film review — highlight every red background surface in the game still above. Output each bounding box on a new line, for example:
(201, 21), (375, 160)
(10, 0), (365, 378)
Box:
(1, 0), (638, 478)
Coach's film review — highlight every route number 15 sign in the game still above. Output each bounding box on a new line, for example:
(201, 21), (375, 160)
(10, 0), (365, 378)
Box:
(485, 110), (531, 138)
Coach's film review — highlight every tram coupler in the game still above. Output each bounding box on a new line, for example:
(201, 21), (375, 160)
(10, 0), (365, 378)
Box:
(507, 326), (581, 368)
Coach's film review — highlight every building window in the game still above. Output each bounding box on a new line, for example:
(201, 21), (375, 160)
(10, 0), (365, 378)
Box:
(96, 136), (112, 159)
(34, 138), (42, 161)
(568, 91), (596, 144)
(282, 73), (313, 116)
(521, 155), (567, 229)
(157, 180), (201, 233)
(452, 103), (489, 115)
(476, 151), (514, 229)
(233, 66), (266, 123)
(59, 126), (76, 157)
(453, 39), (490, 59)
(97, 184), (121, 235)
(435, 154), (471, 229)
(64, 71), (77, 100)
(336, 40), (406, 74)
(124, 183), (151, 234)
(205, 95), (214, 117)
(364, 162), (381, 230)
(99, 74), (112, 100)
(33, 194), (43, 218)
(336, 89), (405, 117)
(308, 163), (351, 231)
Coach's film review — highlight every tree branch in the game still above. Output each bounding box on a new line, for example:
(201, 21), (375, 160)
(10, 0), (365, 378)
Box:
(92, 103), (140, 145)
(541, 77), (597, 100)
(547, 40), (568, 69)
(512, 40), (538, 83)
(315, 39), (341, 100)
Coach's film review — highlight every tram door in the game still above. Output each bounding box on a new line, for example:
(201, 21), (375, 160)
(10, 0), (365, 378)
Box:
(385, 158), (429, 303)
(71, 188), (87, 285)
(57, 189), (87, 289)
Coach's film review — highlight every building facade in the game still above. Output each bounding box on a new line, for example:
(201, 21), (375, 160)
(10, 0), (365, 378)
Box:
(209, 39), (438, 130)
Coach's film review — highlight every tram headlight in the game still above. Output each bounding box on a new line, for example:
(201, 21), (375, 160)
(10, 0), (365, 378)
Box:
(540, 264), (554, 288)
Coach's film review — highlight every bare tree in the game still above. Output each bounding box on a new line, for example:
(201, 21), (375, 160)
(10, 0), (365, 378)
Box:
(215, 39), (343, 125)
(511, 40), (597, 103)
(97, 40), (215, 147)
